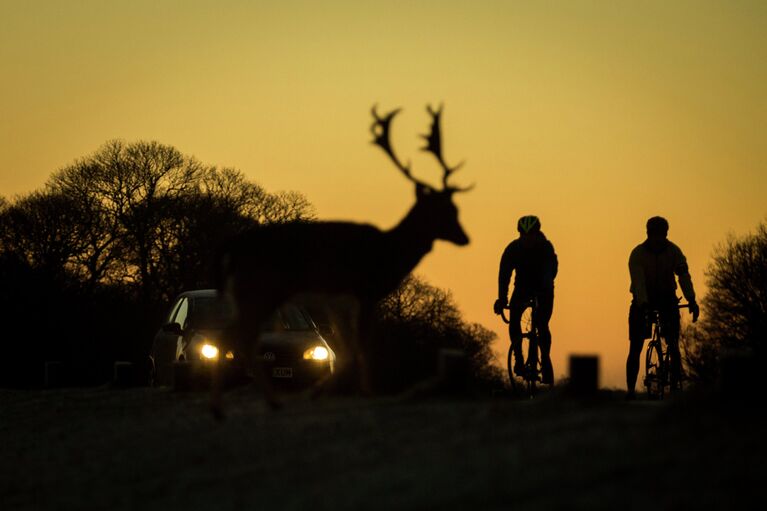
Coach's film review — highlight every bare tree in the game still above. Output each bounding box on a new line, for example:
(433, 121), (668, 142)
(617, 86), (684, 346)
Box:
(49, 140), (205, 300)
(0, 191), (88, 278)
(46, 140), (315, 303)
(683, 220), (767, 382)
(261, 191), (316, 224)
(703, 222), (767, 349)
(378, 274), (462, 333)
(199, 167), (315, 224)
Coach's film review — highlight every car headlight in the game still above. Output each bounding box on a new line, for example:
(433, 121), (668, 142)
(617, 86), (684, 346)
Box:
(303, 346), (329, 361)
(200, 343), (219, 360)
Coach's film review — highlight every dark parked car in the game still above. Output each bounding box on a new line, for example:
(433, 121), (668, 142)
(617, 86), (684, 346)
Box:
(150, 289), (336, 387)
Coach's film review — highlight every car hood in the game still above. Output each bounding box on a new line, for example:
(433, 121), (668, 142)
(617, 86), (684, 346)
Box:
(258, 330), (329, 350)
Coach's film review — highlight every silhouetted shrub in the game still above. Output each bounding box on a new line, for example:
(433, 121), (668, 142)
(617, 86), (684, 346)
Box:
(370, 275), (503, 393)
(683, 220), (767, 384)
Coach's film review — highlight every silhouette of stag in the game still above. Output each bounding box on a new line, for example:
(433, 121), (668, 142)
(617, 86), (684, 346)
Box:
(212, 105), (471, 417)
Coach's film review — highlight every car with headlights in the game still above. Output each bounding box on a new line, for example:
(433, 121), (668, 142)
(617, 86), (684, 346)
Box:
(150, 289), (335, 387)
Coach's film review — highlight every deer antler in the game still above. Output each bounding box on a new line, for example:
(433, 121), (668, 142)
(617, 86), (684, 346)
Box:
(372, 104), (472, 192)
(371, 105), (429, 188)
(421, 104), (473, 193)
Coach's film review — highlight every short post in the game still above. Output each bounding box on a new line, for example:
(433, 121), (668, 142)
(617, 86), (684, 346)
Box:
(113, 361), (134, 388)
(568, 355), (599, 396)
(44, 361), (64, 388)
(438, 348), (468, 391)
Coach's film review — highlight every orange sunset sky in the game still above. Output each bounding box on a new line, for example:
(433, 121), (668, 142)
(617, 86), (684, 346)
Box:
(2, 1), (766, 388)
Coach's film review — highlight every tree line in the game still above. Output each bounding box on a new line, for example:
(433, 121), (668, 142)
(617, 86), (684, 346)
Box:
(0, 140), (500, 390)
(0, 140), (313, 385)
(6, 138), (759, 392)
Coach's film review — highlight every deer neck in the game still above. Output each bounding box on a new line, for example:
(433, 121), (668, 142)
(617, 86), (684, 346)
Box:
(385, 205), (435, 267)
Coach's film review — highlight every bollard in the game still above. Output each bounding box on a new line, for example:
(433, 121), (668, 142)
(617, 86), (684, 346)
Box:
(44, 361), (64, 388)
(438, 348), (468, 391)
(113, 361), (134, 388)
(568, 355), (599, 396)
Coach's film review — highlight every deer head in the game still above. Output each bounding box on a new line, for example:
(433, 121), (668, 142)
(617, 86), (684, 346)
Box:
(370, 104), (471, 246)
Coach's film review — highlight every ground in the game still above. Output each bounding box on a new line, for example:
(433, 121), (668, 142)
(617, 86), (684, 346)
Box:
(1, 385), (763, 510)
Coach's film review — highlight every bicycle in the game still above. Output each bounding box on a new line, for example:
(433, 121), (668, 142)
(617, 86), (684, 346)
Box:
(643, 301), (690, 400)
(501, 298), (542, 397)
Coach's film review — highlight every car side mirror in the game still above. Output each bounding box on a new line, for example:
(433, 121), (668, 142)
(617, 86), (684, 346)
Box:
(162, 322), (183, 336)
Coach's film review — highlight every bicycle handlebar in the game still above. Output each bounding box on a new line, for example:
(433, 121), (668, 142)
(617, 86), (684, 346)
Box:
(498, 299), (538, 325)
(499, 301), (691, 325)
(648, 302), (690, 313)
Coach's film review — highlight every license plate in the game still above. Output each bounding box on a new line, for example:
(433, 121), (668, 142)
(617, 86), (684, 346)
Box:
(272, 367), (293, 378)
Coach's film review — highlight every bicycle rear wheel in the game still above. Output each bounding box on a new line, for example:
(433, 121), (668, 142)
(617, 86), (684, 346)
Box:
(644, 340), (665, 400)
(506, 344), (517, 393)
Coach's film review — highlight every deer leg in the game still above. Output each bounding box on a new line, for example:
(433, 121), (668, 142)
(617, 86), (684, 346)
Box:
(252, 336), (282, 411)
(337, 298), (371, 395)
(238, 303), (282, 410)
(210, 363), (225, 420)
(210, 321), (241, 420)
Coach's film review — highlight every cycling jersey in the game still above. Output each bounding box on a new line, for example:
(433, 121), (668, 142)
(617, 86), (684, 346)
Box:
(628, 238), (695, 306)
(497, 231), (558, 301)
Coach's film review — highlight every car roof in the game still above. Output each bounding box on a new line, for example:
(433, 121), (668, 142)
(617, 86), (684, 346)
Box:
(176, 289), (218, 299)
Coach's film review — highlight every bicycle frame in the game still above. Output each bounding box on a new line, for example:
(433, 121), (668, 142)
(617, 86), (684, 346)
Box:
(501, 298), (542, 397)
(644, 302), (689, 399)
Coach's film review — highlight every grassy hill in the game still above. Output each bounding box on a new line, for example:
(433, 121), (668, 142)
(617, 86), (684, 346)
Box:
(1, 386), (762, 510)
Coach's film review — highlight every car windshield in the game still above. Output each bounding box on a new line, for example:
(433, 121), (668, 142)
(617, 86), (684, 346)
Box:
(267, 303), (314, 332)
(189, 298), (314, 332)
(190, 297), (234, 329)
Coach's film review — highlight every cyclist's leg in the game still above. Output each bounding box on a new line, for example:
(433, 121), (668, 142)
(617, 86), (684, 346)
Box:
(627, 301), (647, 395)
(534, 288), (554, 384)
(661, 305), (682, 390)
(507, 290), (526, 374)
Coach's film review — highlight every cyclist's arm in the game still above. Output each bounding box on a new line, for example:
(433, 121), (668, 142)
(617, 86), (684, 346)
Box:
(673, 246), (696, 304)
(628, 247), (648, 305)
(498, 244), (516, 302)
(549, 242), (558, 281)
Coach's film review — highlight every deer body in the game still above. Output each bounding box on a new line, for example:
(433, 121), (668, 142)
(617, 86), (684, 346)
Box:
(222, 194), (467, 307)
(225, 223), (426, 304)
(211, 105), (470, 417)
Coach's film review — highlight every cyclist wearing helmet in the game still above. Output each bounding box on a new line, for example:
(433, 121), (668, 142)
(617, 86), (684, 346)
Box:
(494, 215), (558, 384)
(626, 216), (700, 399)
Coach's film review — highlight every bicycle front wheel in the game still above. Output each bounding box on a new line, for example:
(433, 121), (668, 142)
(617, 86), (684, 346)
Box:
(644, 340), (665, 400)
(525, 338), (542, 396)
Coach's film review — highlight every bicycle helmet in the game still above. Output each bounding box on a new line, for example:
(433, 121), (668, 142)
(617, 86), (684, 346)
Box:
(517, 215), (541, 234)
